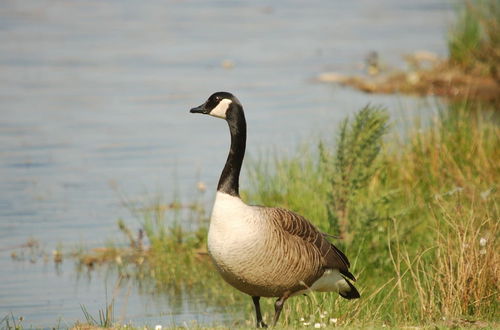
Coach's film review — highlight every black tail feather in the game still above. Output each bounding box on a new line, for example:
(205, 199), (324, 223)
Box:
(339, 269), (356, 282)
(339, 279), (360, 300)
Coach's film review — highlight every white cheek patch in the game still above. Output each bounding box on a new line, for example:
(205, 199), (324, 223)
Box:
(210, 99), (232, 119)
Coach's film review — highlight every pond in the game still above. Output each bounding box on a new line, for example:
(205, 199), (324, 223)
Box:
(0, 0), (454, 327)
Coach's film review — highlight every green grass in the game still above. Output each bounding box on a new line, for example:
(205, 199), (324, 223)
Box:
(80, 302), (114, 328)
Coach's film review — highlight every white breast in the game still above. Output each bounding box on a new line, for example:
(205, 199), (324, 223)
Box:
(207, 192), (265, 270)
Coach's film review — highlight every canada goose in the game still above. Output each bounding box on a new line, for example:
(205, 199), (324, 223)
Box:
(190, 92), (360, 327)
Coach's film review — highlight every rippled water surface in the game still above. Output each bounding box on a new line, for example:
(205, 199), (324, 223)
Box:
(1, 0), (453, 327)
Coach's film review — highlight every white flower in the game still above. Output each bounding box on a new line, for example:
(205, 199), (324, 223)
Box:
(447, 186), (463, 195)
(300, 317), (305, 322)
(314, 323), (321, 328)
(480, 237), (487, 247)
(155, 326), (162, 330)
(303, 322), (311, 326)
(480, 188), (492, 200)
(330, 318), (338, 324)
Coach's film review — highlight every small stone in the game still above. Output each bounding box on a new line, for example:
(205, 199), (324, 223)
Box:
(197, 181), (207, 192)
(316, 72), (349, 83)
(221, 59), (235, 69)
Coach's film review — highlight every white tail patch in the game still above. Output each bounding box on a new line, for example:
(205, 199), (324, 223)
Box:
(210, 99), (232, 119)
(310, 269), (350, 293)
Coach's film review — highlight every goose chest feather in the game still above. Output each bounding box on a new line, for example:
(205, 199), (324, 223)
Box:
(208, 192), (271, 293)
(190, 92), (360, 327)
(208, 192), (266, 270)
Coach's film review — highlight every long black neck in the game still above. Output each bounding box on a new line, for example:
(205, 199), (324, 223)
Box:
(217, 104), (246, 197)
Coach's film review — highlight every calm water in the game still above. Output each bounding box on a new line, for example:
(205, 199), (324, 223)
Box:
(1, 0), (453, 327)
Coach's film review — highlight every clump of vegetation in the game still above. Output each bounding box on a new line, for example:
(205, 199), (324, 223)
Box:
(80, 301), (114, 328)
(1, 314), (25, 330)
(320, 106), (388, 243)
(448, 0), (500, 76)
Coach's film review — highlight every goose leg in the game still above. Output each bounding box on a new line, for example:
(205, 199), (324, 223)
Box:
(272, 292), (290, 326)
(252, 296), (267, 328)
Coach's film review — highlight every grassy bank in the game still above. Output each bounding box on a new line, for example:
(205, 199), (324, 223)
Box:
(70, 100), (499, 329)
(243, 102), (499, 327)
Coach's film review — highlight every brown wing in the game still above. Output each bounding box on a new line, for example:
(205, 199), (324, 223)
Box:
(268, 207), (356, 281)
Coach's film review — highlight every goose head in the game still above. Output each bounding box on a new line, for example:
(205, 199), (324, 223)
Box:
(190, 92), (241, 120)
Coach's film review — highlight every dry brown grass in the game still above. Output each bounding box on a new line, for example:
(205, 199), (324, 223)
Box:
(389, 196), (499, 322)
